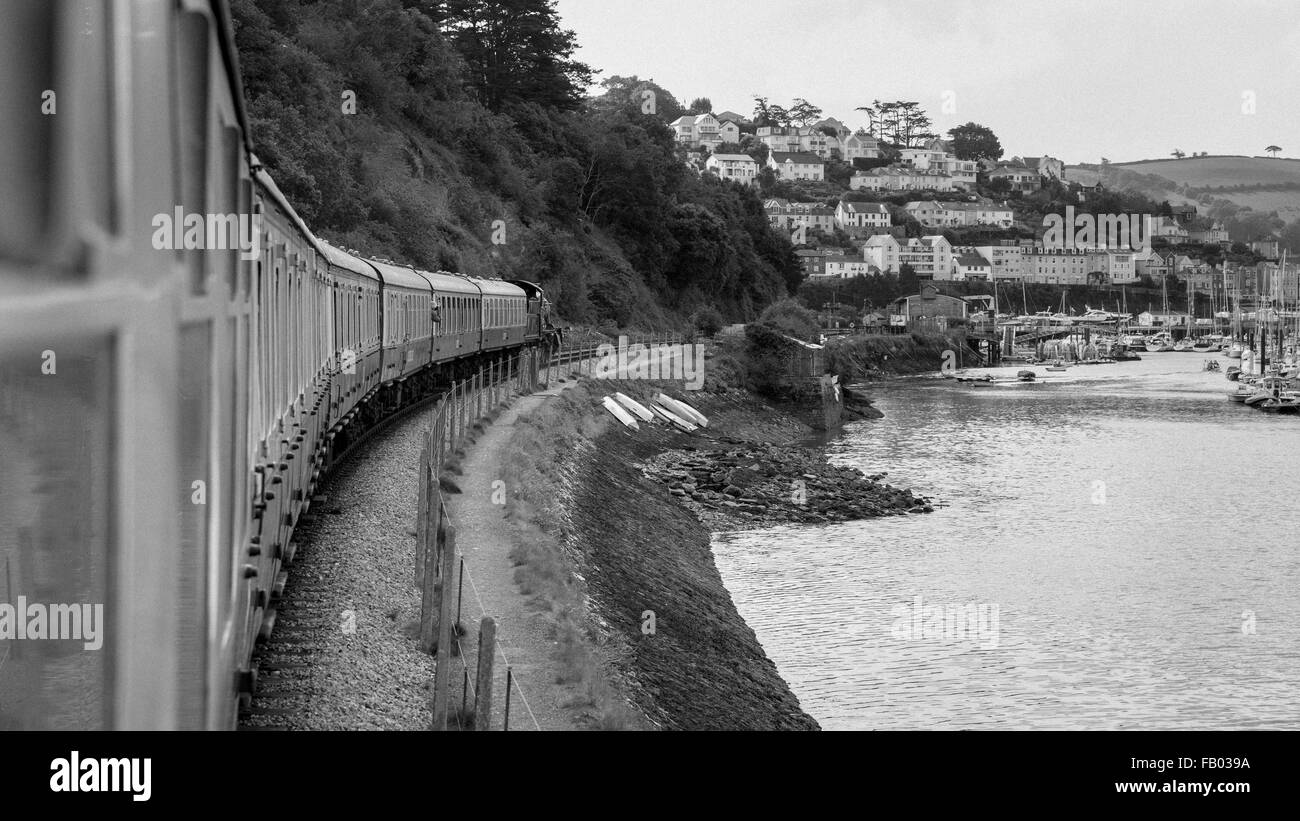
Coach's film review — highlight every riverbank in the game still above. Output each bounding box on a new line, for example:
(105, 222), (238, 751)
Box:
(502, 372), (935, 730)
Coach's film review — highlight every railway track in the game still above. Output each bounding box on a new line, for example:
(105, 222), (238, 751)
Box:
(237, 343), (619, 730)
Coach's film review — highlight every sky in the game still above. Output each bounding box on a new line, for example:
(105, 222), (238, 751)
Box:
(553, 0), (1300, 164)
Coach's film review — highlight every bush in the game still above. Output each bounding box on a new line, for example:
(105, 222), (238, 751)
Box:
(691, 306), (725, 337)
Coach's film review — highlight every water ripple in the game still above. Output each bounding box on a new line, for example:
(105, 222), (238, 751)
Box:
(714, 356), (1300, 730)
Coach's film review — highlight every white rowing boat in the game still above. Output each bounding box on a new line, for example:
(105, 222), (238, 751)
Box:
(649, 402), (696, 432)
(613, 392), (654, 423)
(601, 395), (639, 430)
(655, 393), (708, 427)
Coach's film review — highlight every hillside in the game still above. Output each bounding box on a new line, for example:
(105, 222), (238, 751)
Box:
(1068, 155), (1300, 225)
(229, 0), (799, 330)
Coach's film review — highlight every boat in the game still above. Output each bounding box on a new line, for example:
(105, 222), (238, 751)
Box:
(1258, 395), (1300, 413)
(1146, 332), (1175, 352)
(1224, 341), (1243, 359)
(1173, 337), (1195, 352)
(1242, 377), (1293, 407)
(656, 393), (709, 427)
(1121, 333), (1149, 351)
(602, 395), (640, 430)
(1016, 370), (1037, 382)
(1045, 360), (1068, 372)
(1204, 359), (1221, 372)
(649, 402), (696, 432)
(613, 391), (654, 423)
(1227, 383), (1253, 402)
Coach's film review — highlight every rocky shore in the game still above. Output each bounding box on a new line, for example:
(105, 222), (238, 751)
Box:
(643, 442), (932, 530)
(507, 375), (936, 730)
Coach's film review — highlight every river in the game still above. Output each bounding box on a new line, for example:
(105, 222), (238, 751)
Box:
(713, 353), (1300, 730)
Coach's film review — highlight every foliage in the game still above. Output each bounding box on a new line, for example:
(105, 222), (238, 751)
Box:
(230, 0), (798, 328)
(947, 122), (1004, 162)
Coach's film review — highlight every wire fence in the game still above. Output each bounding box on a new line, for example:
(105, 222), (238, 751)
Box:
(413, 338), (643, 730)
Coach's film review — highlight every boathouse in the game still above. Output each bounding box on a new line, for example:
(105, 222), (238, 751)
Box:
(889, 285), (969, 330)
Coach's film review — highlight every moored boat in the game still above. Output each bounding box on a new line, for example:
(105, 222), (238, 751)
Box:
(1146, 332), (1175, 352)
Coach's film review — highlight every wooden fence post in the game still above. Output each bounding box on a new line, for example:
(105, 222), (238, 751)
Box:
(475, 370), (483, 422)
(415, 434), (429, 586)
(419, 491), (441, 654)
(431, 519), (457, 730)
(474, 616), (496, 730)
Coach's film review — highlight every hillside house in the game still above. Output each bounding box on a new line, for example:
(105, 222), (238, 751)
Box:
(705, 153), (760, 185)
(835, 201), (891, 235)
(767, 151), (826, 181)
(669, 113), (722, 149)
(988, 165), (1041, 192)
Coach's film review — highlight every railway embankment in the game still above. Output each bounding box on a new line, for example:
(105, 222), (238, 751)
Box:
(501, 361), (935, 730)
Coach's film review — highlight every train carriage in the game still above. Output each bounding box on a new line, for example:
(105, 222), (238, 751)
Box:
(0, 0), (552, 730)
(427, 271), (484, 362)
(318, 240), (383, 424)
(365, 258), (436, 386)
(476, 277), (531, 353)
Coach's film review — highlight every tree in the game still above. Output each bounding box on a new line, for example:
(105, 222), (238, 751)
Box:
(789, 98), (823, 128)
(591, 75), (684, 121)
(898, 263), (919, 293)
(1172, 149), (1185, 159)
(865, 100), (937, 147)
(1266, 145), (1282, 157)
(436, 0), (593, 112)
(946, 122), (1004, 162)
(854, 104), (877, 136)
(688, 96), (713, 114)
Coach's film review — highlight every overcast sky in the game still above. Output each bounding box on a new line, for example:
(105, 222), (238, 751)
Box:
(554, 0), (1300, 164)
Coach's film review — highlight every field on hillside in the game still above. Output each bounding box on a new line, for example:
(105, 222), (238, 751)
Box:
(1116, 155), (1300, 187)
(1068, 155), (1300, 220)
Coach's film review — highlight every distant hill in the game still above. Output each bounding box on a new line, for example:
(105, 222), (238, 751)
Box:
(1066, 155), (1300, 222)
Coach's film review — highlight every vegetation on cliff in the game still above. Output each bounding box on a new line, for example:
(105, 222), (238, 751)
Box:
(231, 0), (799, 328)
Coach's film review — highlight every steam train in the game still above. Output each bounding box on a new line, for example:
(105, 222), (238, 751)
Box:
(0, 0), (552, 729)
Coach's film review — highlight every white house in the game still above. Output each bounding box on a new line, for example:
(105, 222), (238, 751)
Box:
(988, 165), (1040, 192)
(835, 201), (891, 234)
(823, 254), (873, 278)
(953, 251), (992, 281)
(898, 235), (955, 280)
(705, 153), (760, 185)
(905, 200), (1015, 229)
(765, 202), (835, 232)
(898, 138), (978, 189)
(862, 234), (954, 279)
(861, 234), (901, 273)
(756, 126), (801, 153)
(669, 113), (722, 149)
(851, 165), (954, 192)
(842, 131), (882, 162)
(767, 151), (826, 181)
(718, 120), (742, 145)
